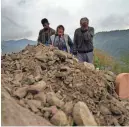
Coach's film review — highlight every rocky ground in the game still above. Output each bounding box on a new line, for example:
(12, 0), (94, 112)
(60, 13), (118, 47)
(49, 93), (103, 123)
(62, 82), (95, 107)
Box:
(1, 44), (129, 126)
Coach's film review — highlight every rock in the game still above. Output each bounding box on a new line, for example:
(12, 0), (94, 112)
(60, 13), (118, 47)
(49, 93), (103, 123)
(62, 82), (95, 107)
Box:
(100, 105), (111, 115)
(42, 106), (58, 115)
(75, 82), (83, 87)
(84, 62), (95, 71)
(43, 111), (51, 119)
(46, 92), (64, 108)
(50, 110), (68, 126)
(73, 101), (97, 126)
(36, 111), (43, 117)
(28, 80), (46, 93)
(22, 50), (29, 55)
(26, 93), (33, 99)
(35, 75), (42, 81)
(110, 104), (122, 115)
(35, 54), (48, 63)
(13, 87), (28, 99)
(64, 76), (73, 85)
(104, 74), (114, 82)
(60, 66), (71, 72)
(14, 73), (23, 82)
(26, 75), (35, 85)
(67, 53), (73, 59)
(106, 71), (116, 78)
(63, 101), (73, 114)
(1, 87), (52, 126)
(34, 92), (46, 104)
(18, 99), (26, 107)
(27, 100), (41, 113)
(54, 50), (67, 61)
(112, 117), (120, 126)
(66, 59), (74, 64)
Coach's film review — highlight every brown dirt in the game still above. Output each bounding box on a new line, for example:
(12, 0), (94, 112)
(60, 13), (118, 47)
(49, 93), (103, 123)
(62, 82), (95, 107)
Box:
(1, 44), (129, 126)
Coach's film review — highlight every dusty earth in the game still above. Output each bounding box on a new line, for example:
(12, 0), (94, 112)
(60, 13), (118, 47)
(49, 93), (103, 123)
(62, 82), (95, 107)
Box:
(1, 44), (129, 126)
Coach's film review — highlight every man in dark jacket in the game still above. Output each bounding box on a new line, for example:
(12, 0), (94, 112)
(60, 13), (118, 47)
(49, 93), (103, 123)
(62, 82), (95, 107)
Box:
(37, 18), (55, 45)
(73, 17), (94, 63)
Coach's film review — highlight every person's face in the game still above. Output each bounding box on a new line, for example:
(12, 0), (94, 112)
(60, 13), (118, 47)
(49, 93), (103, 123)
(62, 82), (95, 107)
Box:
(80, 21), (88, 28)
(43, 23), (49, 29)
(57, 28), (64, 36)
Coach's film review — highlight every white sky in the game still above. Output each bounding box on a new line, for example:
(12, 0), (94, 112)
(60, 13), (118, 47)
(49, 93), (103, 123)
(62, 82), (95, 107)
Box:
(1, 0), (129, 41)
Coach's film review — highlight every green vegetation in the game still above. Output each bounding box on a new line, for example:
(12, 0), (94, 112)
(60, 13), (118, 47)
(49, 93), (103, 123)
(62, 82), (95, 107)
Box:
(94, 49), (129, 74)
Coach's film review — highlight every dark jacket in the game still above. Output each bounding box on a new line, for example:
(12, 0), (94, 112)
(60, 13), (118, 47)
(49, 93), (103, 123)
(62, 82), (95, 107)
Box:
(37, 28), (55, 44)
(73, 27), (94, 54)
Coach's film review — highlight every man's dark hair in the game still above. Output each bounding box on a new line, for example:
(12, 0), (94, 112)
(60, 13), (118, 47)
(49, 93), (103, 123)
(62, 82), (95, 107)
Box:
(56, 25), (65, 31)
(80, 17), (89, 24)
(41, 18), (49, 25)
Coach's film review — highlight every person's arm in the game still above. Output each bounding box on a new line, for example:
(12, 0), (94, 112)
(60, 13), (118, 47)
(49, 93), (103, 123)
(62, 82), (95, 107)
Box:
(83, 27), (94, 41)
(37, 30), (42, 45)
(73, 29), (78, 55)
(68, 36), (73, 53)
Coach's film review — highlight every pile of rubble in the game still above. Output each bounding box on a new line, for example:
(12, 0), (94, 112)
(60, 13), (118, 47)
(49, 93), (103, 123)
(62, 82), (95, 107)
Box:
(1, 44), (129, 126)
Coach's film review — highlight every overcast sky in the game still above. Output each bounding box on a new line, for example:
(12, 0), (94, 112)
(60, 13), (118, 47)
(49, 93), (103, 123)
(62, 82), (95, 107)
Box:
(1, 0), (129, 41)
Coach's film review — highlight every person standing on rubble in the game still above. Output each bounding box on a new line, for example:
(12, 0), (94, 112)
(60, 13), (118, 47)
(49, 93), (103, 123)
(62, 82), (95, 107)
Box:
(37, 18), (55, 45)
(73, 17), (94, 63)
(48, 25), (73, 53)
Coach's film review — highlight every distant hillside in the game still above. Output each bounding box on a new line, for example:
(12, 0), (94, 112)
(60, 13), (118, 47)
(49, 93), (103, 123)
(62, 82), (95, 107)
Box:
(2, 29), (129, 58)
(1, 39), (36, 54)
(94, 29), (129, 58)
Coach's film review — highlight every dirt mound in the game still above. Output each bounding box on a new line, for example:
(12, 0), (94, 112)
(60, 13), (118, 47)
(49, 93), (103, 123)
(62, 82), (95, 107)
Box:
(1, 44), (129, 126)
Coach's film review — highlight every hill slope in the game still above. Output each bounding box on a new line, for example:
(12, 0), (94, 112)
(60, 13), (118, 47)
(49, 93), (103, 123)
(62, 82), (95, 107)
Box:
(1, 39), (36, 54)
(94, 29), (129, 58)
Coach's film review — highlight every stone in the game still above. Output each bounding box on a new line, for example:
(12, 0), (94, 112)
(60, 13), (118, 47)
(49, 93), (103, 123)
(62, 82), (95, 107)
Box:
(100, 105), (111, 115)
(73, 101), (97, 126)
(27, 101), (39, 113)
(26, 93), (33, 99)
(84, 62), (95, 71)
(26, 75), (35, 85)
(34, 92), (46, 104)
(110, 104), (122, 115)
(106, 71), (116, 78)
(50, 110), (68, 126)
(13, 87), (28, 99)
(35, 75), (42, 82)
(54, 50), (67, 60)
(46, 92), (64, 108)
(42, 106), (58, 115)
(1, 88), (52, 126)
(28, 100), (42, 109)
(104, 74), (114, 82)
(43, 111), (51, 119)
(27, 100), (42, 113)
(75, 82), (83, 87)
(35, 54), (48, 63)
(28, 80), (46, 93)
(18, 99), (26, 107)
(63, 101), (73, 115)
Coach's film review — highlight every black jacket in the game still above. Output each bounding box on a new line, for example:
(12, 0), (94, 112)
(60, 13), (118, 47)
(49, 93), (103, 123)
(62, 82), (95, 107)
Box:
(73, 27), (94, 54)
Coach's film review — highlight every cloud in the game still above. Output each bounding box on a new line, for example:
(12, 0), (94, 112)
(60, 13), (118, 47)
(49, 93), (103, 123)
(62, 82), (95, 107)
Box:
(1, 0), (129, 40)
(98, 13), (129, 31)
